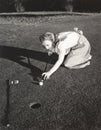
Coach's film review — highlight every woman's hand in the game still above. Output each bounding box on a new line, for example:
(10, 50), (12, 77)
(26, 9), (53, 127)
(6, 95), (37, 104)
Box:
(42, 71), (51, 80)
(48, 51), (53, 56)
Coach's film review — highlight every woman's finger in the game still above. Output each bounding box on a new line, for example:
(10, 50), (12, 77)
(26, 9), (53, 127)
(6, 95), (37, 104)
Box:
(44, 75), (47, 80)
(42, 73), (46, 76)
(47, 76), (50, 79)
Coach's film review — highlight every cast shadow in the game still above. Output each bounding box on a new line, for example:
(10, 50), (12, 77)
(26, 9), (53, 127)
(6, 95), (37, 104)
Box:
(27, 56), (42, 85)
(0, 45), (58, 83)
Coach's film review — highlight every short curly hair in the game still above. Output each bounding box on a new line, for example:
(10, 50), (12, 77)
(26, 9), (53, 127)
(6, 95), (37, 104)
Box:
(39, 32), (55, 43)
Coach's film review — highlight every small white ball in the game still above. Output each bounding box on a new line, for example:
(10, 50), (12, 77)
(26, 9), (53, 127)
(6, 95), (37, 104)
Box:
(7, 124), (10, 127)
(15, 80), (19, 84)
(11, 81), (14, 84)
(39, 81), (43, 86)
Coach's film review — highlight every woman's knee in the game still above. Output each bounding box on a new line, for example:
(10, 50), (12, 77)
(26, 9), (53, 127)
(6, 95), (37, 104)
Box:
(64, 62), (73, 68)
(64, 58), (82, 68)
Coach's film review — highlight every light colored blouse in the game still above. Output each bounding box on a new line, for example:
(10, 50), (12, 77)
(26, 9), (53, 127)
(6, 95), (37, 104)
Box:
(55, 31), (80, 55)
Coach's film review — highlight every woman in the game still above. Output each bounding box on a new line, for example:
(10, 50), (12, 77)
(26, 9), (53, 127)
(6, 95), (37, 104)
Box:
(39, 28), (92, 80)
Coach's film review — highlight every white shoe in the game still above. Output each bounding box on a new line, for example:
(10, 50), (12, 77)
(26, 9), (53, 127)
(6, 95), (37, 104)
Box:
(79, 61), (90, 68)
(88, 55), (92, 60)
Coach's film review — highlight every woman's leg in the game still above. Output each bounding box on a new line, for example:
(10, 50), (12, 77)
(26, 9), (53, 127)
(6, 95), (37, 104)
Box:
(69, 61), (90, 69)
(64, 54), (92, 69)
(64, 34), (92, 69)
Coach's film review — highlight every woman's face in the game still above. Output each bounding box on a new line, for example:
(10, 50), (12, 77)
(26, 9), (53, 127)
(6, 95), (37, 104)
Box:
(42, 40), (53, 50)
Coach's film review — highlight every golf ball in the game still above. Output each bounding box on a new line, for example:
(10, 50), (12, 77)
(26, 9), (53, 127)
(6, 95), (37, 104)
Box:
(39, 81), (43, 86)
(7, 124), (10, 127)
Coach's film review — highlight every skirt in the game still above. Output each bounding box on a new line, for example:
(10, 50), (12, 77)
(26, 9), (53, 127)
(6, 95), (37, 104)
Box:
(64, 35), (92, 69)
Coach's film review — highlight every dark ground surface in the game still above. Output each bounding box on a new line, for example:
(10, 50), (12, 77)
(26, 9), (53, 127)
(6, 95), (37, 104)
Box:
(0, 14), (101, 130)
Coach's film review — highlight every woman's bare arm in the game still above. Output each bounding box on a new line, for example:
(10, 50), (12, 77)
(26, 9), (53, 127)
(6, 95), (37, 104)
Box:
(49, 51), (65, 75)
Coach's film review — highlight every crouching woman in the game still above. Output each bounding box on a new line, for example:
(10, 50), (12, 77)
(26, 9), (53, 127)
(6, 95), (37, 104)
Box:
(39, 28), (92, 80)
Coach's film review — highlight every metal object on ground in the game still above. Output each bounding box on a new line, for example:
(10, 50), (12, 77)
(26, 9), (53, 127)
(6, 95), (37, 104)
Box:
(10, 80), (19, 85)
(39, 61), (48, 86)
(2, 80), (11, 127)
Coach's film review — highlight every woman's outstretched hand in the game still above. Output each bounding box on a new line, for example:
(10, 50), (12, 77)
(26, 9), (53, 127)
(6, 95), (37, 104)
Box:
(42, 71), (51, 80)
(48, 51), (53, 56)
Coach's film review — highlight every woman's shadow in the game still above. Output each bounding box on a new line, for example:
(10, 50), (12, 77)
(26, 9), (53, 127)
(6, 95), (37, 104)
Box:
(0, 45), (57, 84)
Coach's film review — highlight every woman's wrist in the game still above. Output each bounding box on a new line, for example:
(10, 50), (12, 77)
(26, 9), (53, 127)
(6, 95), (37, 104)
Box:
(48, 51), (53, 56)
(48, 70), (53, 75)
